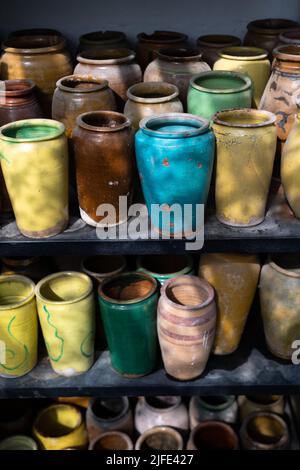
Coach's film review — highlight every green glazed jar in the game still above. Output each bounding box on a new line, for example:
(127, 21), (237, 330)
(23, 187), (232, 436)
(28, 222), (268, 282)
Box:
(187, 71), (252, 120)
(98, 272), (158, 377)
(137, 255), (194, 285)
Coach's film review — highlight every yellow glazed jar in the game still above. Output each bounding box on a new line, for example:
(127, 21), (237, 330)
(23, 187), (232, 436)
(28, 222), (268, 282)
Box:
(33, 404), (88, 450)
(0, 118), (68, 238)
(35, 271), (95, 376)
(199, 253), (260, 355)
(214, 47), (270, 108)
(213, 109), (277, 227)
(0, 275), (37, 377)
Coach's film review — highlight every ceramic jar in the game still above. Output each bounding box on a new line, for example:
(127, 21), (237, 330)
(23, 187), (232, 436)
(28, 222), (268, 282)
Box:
(259, 255), (300, 359)
(86, 397), (133, 441)
(8, 28), (63, 39)
(135, 113), (215, 236)
(0, 436), (38, 450)
(213, 109), (277, 227)
(33, 404), (88, 450)
(187, 71), (252, 120)
(260, 45), (300, 143)
(0, 118), (68, 238)
(135, 396), (189, 434)
(158, 275), (216, 381)
(189, 396), (238, 428)
(137, 254), (194, 285)
(278, 29), (300, 46)
(98, 272), (158, 377)
(199, 253), (261, 354)
(213, 47), (270, 108)
(0, 275), (37, 378)
(135, 426), (184, 450)
(124, 82), (183, 131)
(1, 257), (52, 283)
(52, 75), (117, 138)
(56, 397), (89, 409)
(136, 31), (188, 70)
(89, 432), (133, 450)
(144, 48), (210, 108)
(240, 412), (289, 450)
(35, 271), (95, 376)
(244, 18), (299, 58)
(0, 400), (33, 437)
(81, 255), (126, 284)
(74, 48), (142, 106)
(78, 31), (129, 53)
(1, 35), (72, 116)
(196, 34), (241, 67)
(187, 421), (239, 450)
(73, 111), (134, 227)
(238, 395), (285, 421)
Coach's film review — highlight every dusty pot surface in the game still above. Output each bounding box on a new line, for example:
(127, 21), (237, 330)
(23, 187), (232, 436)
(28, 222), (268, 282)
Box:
(73, 111), (134, 227)
(238, 395), (285, 421)
(240, 411), (289, 450)
(213, 109), (277, 227)
(124, 81), (183, 130)
(187, 421), (239, 450)
(0, 399), (33, 438)
(78, 31), (129, 53)
(136, 31), (188, 70)
(189, 396), (238, 428)
(134, 396), (189, 434)
(135, 426), (184, 450)
(1, 256), (52, 283)
(158, 275), (216, 381)
(89, 431), (133, 450)
(197, 34), (241, 67)
(0, 435), (38, 450)
(81, 255), (126, 284)
(136, 254), (194, 285)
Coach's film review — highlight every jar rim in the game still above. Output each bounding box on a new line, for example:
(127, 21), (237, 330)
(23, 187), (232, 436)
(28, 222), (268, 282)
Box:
(197, 34), (241, 46)
(2, 35), (66, 54)
(0, 118), (65, 143)
(98, 272), (158, 305)
(0, 79), (36, 97)
(76, 48), (136, 65)
(0, 274), (35, 310)
(196, 395), (236, 411)
(89, 397), (130, 422)
(242, 412), (288, 450)
(219, 46), (268, 60)
(139, 113), (210, 138)
(268, 255), (300, 278)
(212, 108), (276, 128)
(137, 30), (187, 43)
(190, 71), (252, 94)
(35, 271), (93, 305)
(77, 111), (131, 133)
(160, 275), (215, 311)
(273, 44), (300, 60)
(127, 82), (179, 103)
(79, 30), (126, 44)
(156, 47), (203, 61)
(34, 404), (83, 437)
(56, 75), (109, 93)
(247, 18), (299, 35)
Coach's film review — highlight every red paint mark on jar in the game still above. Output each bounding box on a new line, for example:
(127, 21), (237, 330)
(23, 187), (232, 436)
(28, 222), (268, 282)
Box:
(162, 158), (170, 167)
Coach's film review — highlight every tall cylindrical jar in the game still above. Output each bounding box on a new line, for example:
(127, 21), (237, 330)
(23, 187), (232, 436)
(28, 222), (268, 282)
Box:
(213, 109), (277, 227)
(98, 272), (159, 377)
(187, 421), (239, 450)
(137, 254), (194, 285)
(196, 34), (241, 67)
(158, 275), (216, 381)
(135, 113), (215, 236)
(0, 275), (37, 378)
(35, 271), (95, 376)
(0, 118), (68, 238)
(240, 412), (289, 450)
(199, 253), (261, 354)
(78, 31), (129, 53)
(73, 111), (134, 227)
(136, 31), (188, 70)
(189, 396), (238, 428)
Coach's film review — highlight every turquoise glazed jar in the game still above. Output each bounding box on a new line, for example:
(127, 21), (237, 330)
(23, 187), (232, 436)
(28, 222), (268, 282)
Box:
(187, 71), (252, 120)
(98, 272), (158, 377)
(135, 113), (215, 236)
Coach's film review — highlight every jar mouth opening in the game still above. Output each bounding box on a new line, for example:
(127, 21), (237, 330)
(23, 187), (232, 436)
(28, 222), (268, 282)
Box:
(0, 118), (65, 142)
(91, 432), (132, 450)
(0, 274), (35, 310)
(77, 111), (130, 132)
(9, 28), (61, 38)
(157, 47), (202, 61)
(213, 109), (276, 127)
(162, 275), (214, 310)
(3, 35), (65, 52)
(80, 30), (125, 43)
(273, 44), (300, 59)
(269, 254), (300, 278)
(127, 82), (179, 103)
(82, 255), (126, 276)
(245, 395), (282, 405)
(197, 34), (241, 45)
(245, 413), (286, 447)
(99, 272), (157, 305)
(138, 30), (187, 43)
(34, 405), (82, 438)
(90, 397), (129, 421)
(35, 271), (93, 305)
(77, 47), (135, 63)
(190, 71), (252, 94)
(139, 112), (209, 138)
(248, 18), (299, 34)
(137, 427), (183, 451)
(198, 395), (235, 410)
(137, 254), (192, 276)
(192, 422), (238, 450)
(57, 75), (108, 93)
(144, 396), (180, 410)
(219, 46), (268, 60)
(0, 79), (35, 97)
(279, 29), (300, 42)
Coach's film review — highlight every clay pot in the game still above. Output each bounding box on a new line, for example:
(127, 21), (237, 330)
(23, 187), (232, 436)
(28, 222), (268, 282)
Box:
(35, 271), (95, 376)
(1, 257), (52, 283)
(213, 109), (277, 227)
(55, 397), (89, 409)
(98, 272), (159, 377)
(240, 412), (289, 450)
(213, 46), (270, 108)
(137, 254), (194, 285)
(134, 396), (189, 434)
(259, 45), (300, 142)
(74, 48), (142, 106)
(244, 18), (299, 58)
(189, 396), (238, 428)
(89, 431), (133, 450)
(78, 31), (129, 53)
(187, 421), (239, 450)
(259, 255), (300, 359)
(158, 275), (216, 381)
(73, 111), (134, 227)
(1, 35), (72, 116)
(86, 397), (133, 441)
(33, 404), (88, 450)
(143, 48), (210, 108)
(136, 31), (188, 70)
(124, 82), (183, 131)
(0, 400), (33, 438)
(8, 28), (63, 39)
(197, 34), (241, 67)
(0, 435), (38, 450)
(81, 255), (126, 284)
(238, 395), (285, 421)
(135, 426), (183, 450)
(199, 253), (260, 355)
(278, 29), (300, 47)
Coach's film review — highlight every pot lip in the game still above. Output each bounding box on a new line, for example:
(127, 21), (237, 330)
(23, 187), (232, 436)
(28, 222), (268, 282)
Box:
(76, 47), (136, 65)
(156, 47), (203, 61)
(136, 254), (193, 277)
(0, 118), (65, 143)
(268, 256), (300, 278)
(279, 29), (300, 44)
(2, 256), (38, 267)
(0, 274), (35, 310)
(89, 431), (133, 450)
(33, 404), (83, 438)
(76, 111), (131, 133)
(212, 108), (276, 127)
(81, 255), (126, 279)
(142, 396), (181, 412)
(79, 30), (126, 44)
(197, 34), (241, 46)
(241, 395), (283, 406)
(35, 271), (93, 305)
(273, 44), (300, 61)
(135, 426), (183, 450)
(0, 435), (38, 450)
(191, 420), (238, 448)
(126, 81), (179, 103)
(98, 271), (158, 305)
(247, 18), (299, 35)
(196, 395), (236, 411)
(2, 35), (67, 54)
(137, 30), (188, 43)
(160, 274), (215, 311)
(139, 112), (210, 138)
(189, 71), (252, 94)
(218, 46), (268, 60)
(9, 28), (62, 38)
(56, 74), (109, 93)
(89, 396), (130, 422)
(242, 411), (288, 450)
(0, 79), (36, 97)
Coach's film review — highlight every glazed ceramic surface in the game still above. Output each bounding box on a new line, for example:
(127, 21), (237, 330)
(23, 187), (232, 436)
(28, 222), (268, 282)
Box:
(238, 395), (285, 421)
(240, 411), (289, 450)
(189, 396), (238, 427)
(197, 34), (241, 66)
(136, 31), (188, 70)
(137, 254), (194, 285)
(135, 426), (184, 450)
(89, 431), (133, 450)
(187, 421), (239, 450)
(278, 29), (300, 46)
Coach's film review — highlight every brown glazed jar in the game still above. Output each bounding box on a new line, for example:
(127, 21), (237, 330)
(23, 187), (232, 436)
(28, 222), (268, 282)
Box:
(78, 31), (129, 53)
(1, 35), (72, 116)
(73, 111), (134, 227)
(244, 18), (299, 58)
(187, 421), (239, 450)
(135, 426), (184, 450)
(240, 412), (289, 450)
(1, 256), (52, 283)
(197, 35), (241, 67)
(136, 31), (188, 70)
(89, 431), (133, 450)
(157, 275), (216, 381)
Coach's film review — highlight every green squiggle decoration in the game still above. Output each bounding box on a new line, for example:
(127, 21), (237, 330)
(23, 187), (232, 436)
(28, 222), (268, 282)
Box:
(43, 305), (64, 362)
(0, 316), (29, 371)
(80, 331), (94, 358)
